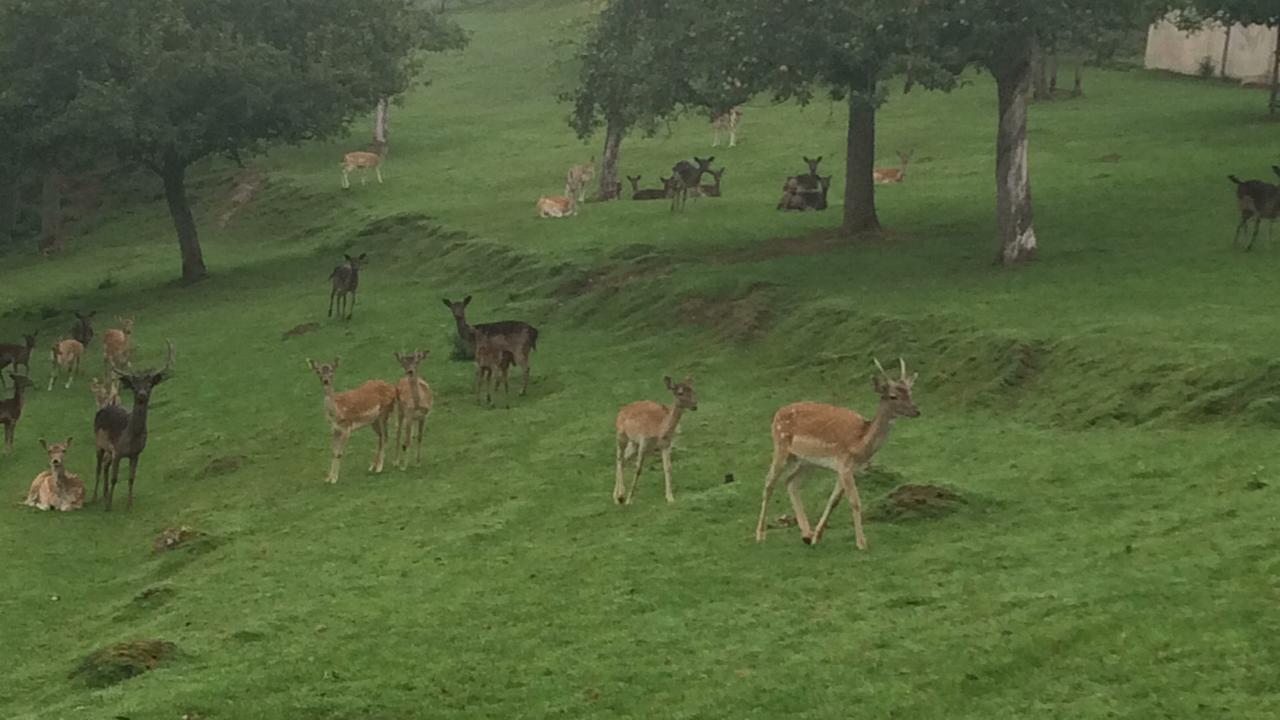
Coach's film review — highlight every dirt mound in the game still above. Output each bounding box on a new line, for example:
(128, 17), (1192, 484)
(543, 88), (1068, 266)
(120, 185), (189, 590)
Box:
(872, 484), (965, 523)
(677, 282), (776, 342)
(70, 639), (177, 688)
(153, 526), (209, 554)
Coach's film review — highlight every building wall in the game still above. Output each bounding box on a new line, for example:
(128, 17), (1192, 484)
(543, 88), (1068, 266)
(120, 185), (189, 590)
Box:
(1145, 18), (1277, 82)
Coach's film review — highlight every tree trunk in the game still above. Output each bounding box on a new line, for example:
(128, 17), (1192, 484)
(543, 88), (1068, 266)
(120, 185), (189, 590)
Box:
(1032, 44), (1050, 101)
(1048, 54), (1059, 96)
(1270, 26), (1279, 115)
(842, 91), (880, 234)
(37, 170), (64, 256)
(1072, 62), (1084, 98)
(374, 97), (390, 144)
(1221, 26), (1233, 79)
(0, 176), (18, 246)
(161, 149), (207, 282)
(992, 41), (1038, 266)
(597, 120), (623, 201)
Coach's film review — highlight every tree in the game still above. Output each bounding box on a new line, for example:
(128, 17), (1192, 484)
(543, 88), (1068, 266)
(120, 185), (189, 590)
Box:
(1180, 0), (1280, 113)
(0, 0), (465, 282)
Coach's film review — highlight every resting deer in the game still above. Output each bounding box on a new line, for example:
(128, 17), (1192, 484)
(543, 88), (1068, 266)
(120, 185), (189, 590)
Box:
(1229, 175), (1280, 250)
(307, 358), (398, 484)
(565, 157), (596, 202)
(341, 142), (387, 189)
(0, 333), (36, 387)
(90, 377), (120, 408)
(628, 175), (675, 201)
(70, 311), (95, 347)
(443, 296), (539, 395)
(613, 376), (698, 504)
(873, 150), (914, 184)
(711, 107), (743, 147)
(393, 351), (434, 469)
(689, 167), (726, 198)
(670, 156), (715, 211)
(102, 317), (133, 373)
(778, 175), (831, 211)
(94, 342), (174, 510)
(48, 338), (85, 390)
(755, 358), (920, 550)
(329, 253), (367, 320)
(0, 373), (34, 455)
(536, 193), (578, 219)
(25, 438), (85, 512)
(474, 336), (513, 407)
(794, 156), (823, 193)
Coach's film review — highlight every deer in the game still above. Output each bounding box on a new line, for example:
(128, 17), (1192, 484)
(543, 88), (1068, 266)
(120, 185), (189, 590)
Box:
(873, 150), (914, 184)
(1229, 175), (1280, 250)
(670, 156), (715, 212)
(340, 141), (387, 189)
(328, 253), (367, 320)
(90, 377), (120, 408)
(393, 350), (434, 469)
(628, 175), (675, 201)
(102, 317), (133, 373)
(793, 156), (824, 193)
(306, 358), (398, 484)
(755, 358), (920, 550)
(0, 373), (34, 455)
(565, 157), (596, 202)
(778, 175), (831, 211)
(48, 338), (85, 390)
(711, 107), (743, 148)
(474, 335), (513, 407)
(70, 311), (95, 347)
(94, 342), (174, 511)
(25, 438), (85, 512)
(536, 193), (578, 219)
(442, 296), (539, 396)
(689, 167), (726, 198)
(613, 376), (698, 505)
(0, 333), (37, 387)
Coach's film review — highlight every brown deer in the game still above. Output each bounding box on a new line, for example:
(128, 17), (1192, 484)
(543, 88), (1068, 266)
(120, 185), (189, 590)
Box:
(613, 376), (699, 505)
(102, 317), (134, 372)
(90, 377), (120, 408)
(306, 358), (398, 484)
(341, 142), (387, 189)
(94, 342), (174, 510)
(474, 335), (513, 407)
(689, 167), (726, 198)
(565, 157), (596, 202)
(711, 107), (743, 148)
(0, 333), (37, 387)
(755, 359), (920, 550)
(0, 373), (34, 455)
(627, 175), (676, 201)
(393, 350), (434, 469)
(873, 150), (914, 184)
(536, 194), (578, 219)
(328, 253), (367, 320)
(70, 311), (95, 347)
(1229, 175), (1280, 250)
(443, 296), (539, 396)
(48, 338), (85, 390)
(670, 156), (715, 211)
(778, 175), (831, 211)
(25, 438), (85, 512)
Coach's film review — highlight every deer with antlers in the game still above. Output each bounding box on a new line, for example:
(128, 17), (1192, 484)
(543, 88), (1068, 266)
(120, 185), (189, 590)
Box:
(307, 358), (398, 484)
(102, 317), (134, 373)
(613, 376), (698, 505)
(25, 438), (85, 512)
(755, 358), (920, 550)
(0, 373), (34, 455)
(443, 296), (539, 396)
(48, 338), (85, 390)
(393, 351), (434, 469)
(94, 342), (174, 510)
(341, 141), (387, 189)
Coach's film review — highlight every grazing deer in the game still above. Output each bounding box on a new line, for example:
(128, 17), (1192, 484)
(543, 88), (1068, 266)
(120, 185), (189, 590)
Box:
(94, 342), (174, 510)
(689, 167), (726, 198)
(443, 296), (539, 395)
(70, 311), (95, 347)
(340, 142), (387, 189)
(670, 156), (715, 211)
(393, 350), (434, 469)
(536, 194), (578, 219)
(102, 317), (133, 372)
(613, 376), (698, 504)
(873, 150), (914, 184)
(474, 336), (513, 407)
(1229, 175), (1280, 250)
(306, 358), (398, 484)
(0, 373), (34, 455)
(565, 157), (596, 202)
(48, 338), (85, 390)
(755, 358), (920, 550)
(329, 253), (367, 320)
(90, 377), (120, 408)
(25, 438), (85, 512)
(711, 107), (743, 147)
(0, 333), (37, 386)
(628, 175), (675, 201)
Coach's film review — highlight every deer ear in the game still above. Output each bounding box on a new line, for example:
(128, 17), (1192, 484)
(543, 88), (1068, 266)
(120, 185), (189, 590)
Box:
(441, 299), (453, 309)
(872, 375), (887, 394)
(332, 357), (341, 371)
(463, 295), (472, 307)
(664, 376), (674, 390)
(39, 438), (48, 451)
(306, 358), (316, 371)
(344, 253), (353, 261)
(357, 253), (367, 261)
(64, 437), (73, 448)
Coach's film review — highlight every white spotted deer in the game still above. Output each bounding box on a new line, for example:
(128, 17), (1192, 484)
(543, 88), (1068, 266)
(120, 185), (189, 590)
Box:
(90, 377), (120, 408)
(393, 351), (434, 469)
(873, 150), (914, 184)
(48, 338), (85, 390)
(565, 157), (596, 202)
(25, 438), (85, 512)
(443, 296), (539, 396)
(102, 317), (133, 373)
(341, 141), (387, 189)
(613, 376), (698, 505)
(536, 193), (578, 219)
(306, 358), (398, 484)
(711, 107), (743, 147)
(755, 358), (920, 550)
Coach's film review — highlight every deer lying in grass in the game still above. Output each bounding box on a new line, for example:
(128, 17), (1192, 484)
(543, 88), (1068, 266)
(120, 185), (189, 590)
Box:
(341, 142), (387, 189)
(393, 350), (434, 469)
(613, 376), (698, 505)
(627, 175), (675, 201)
(329, 253), (367, 320)
(0, 373), (34, 455)
(48, 339), (85, 390)
(536, 193), (578, 218)
(778, 175), (831, 211)
(102, 317), (133, 373)
(873, 150), (914, 184)
(689, 167), (726, 198)
(90, 377), (120, 408)
(25, 438), (85, 512)
(0, 333), (37, 387)
(94, 342), (174, 510)
(70, 311), (95, 347)
(307, 358), (398, 484)
(1230, 175), (1280, 250)
(756, 358), (920, 550)
(565, 157), (596, 202)
(443, 296), (539, 395)
(711, 107), (743, 147)
(670, 156), (715, 211)
(474, 336), (513, 407)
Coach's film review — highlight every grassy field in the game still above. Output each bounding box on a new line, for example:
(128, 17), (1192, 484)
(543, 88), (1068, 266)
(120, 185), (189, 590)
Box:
(5, 1), (1280, 718)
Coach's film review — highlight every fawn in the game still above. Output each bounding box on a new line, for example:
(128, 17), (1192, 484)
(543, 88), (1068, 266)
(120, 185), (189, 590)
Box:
(49, 338), (85, 390)
(873, 150), (914, 184)
(393, 351), (434, 469)
(341, 141), (387, 189)
(329, 253), (367, 320)
(474, 336), (513, 407)
(711, 107), (743, 148)
(536, 194), (578, 219)
(102, 317), (133, 373)
(628, 175), (675, 201)
(613, 376), (698, 505)
(307, 358), (398, 484)
(443, 296), (539, 396)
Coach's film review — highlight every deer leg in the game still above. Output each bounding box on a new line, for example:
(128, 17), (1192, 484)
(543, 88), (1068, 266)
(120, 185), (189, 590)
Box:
(811, 479), (845, 545)
(68, 356), (78, 389)
(370, 419), (386, 473)
(1249, 216), (1263, 251)
(93, 449), (103, 500)
(625, 440), (651, 504)
(3, 424), (12, 454)
(614, 434), (629, 504)
(756, 448), (790, 541)
(342, 170), (350, 189)
(126, 455), (139, 510)
(782, 464), (816, 542)
(375, 166), (383, 184)
(729, 128), (737, 148)
(347, 290), (356, 320)
(48, 362), (57, 391)
(660, 446), (676, 503)
(415, 414), (427, 466)
(838, 464), (867, 550)
(328, 428), (349, 483)
(328, 288), (337, 317)
(105, 456), (122, 511)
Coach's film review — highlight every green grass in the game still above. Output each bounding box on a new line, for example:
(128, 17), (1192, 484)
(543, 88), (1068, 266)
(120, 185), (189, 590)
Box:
(5, 2), (1280, 717)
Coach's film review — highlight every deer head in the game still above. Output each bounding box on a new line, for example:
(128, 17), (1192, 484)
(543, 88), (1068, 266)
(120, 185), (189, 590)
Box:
(39, 437), (73, 472)
(114, 317), (135, 335)
(394, 350), (429, 379)
(306, 357), (341, 391)
(663, 375), (698, 412)
(627, 175), (642, 193)
(872, 358), (920, 418)
(803, 156), (823, 175)
(441, 296), (473, 322)
(343, 253), (368, 271)
(112, 341), (174, 403)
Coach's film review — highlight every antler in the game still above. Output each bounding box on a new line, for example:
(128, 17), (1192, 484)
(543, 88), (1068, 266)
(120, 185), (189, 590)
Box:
(160, 340), (176, 375)
(873, 357), (890, 379)
(898, 357), (907, 381)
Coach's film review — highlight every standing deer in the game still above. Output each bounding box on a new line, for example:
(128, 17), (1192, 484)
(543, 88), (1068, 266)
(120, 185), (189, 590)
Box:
(670, 156), (715, 212)
(328, 253), (367, 320)
(711, 107), (743, 148)
(102, 317), (133, 372)
(755, 358), (920, 550)
(70, 311), (95, 347)
(90, 377), (120, 408)
(25, 438), (85, 512)
(94, 342), (174, 510)
(474, 335), (513, 407)
(443, 296), (539, 396)
(873, 150), (914, 184)
(613, 376), (698, 505)
(341, 142), (387, 189)
(536, 193), (578, 219)
(627, 175), (676, 201)
(1229, 175), (1280, 250)
(393, 350), (434, 469)
(565, 157), (596, 202)
(689, 167), (726, 198)
(0, 333), (37, 387)
(0, 373), (34, 455)
(306, 358), (398, 484)
(48, 338), (85, 390)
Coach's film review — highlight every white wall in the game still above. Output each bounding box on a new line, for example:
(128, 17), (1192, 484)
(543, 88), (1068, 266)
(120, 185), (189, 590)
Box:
(1145, 18), (1277, 82)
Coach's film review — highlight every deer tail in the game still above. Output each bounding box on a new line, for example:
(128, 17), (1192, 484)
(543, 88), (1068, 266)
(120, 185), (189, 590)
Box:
(1229, 175), (1243, 185)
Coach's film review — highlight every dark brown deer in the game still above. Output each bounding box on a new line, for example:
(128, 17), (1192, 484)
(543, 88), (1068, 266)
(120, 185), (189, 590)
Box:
(0, 333), (36, 387)
(328, 253), (367, 320)
(94, 342), (174, 510)
(474, 335), (513, 407)
(628, 175), (675, 201)
(1229, 175), (1280, 250)
(443, 296), (539, 396)
(0, 373), (34, 454)
(690, 167), (726, 198)
(670, 156), (714, 211)
(71, 311), (95, 347)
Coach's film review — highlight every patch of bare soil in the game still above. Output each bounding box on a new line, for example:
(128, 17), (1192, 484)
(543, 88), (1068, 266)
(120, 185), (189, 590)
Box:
(218, 169), (266, 228)
(153, 526), (209, 554)
(282, 322), (320, 340)
(70, 639), (177, 688)
(677, 282), (776, 342)
(871, 484), (965, 523)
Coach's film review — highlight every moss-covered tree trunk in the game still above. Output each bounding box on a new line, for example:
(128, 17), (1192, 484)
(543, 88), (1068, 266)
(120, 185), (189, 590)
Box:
(842, 90), (880, 234)
(992, 39), (1038, 266)
(161, 148), (207, 282)
(597, 119), (623, 201)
